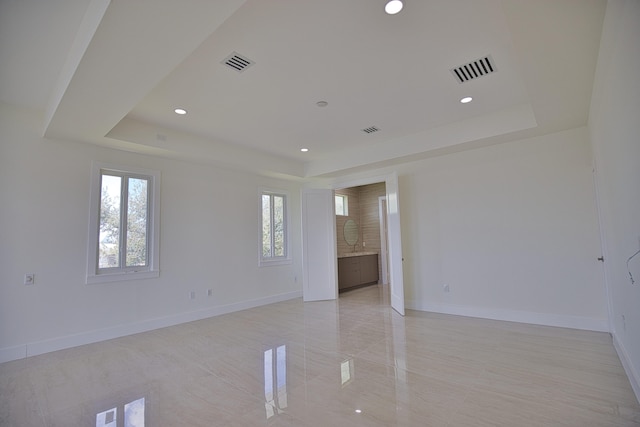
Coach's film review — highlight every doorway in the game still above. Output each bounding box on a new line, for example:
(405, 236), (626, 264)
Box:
(335, 182), (388, 296)
(301, 172), (404, 315)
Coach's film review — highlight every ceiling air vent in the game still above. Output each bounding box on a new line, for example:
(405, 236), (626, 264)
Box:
(221, 52), (254, 73)
(362, 126), (380, 134)
(450, 55), (496, 84)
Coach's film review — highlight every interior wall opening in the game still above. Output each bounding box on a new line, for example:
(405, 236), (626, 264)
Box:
(334, 182), (389, 301)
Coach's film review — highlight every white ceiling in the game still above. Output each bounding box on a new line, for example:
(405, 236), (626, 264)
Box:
(0, 0), (607, 178)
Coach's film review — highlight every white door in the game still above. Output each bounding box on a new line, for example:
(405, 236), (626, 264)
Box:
(301, 189), (338, 301)
(386, 173), (405, 315)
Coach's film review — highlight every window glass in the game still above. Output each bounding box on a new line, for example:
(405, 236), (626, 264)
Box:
(335, 194), (348, 216)
(98, 172), (151, 272)
(261, 191), (290, 265)
(273, 195), (285, 257)
(126, 177), (148, 267)
(99, 174), (121, 269)
(262, 194), (272, 257)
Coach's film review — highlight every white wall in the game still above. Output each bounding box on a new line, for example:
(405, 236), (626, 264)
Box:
(332, 127), (608, 331)
(399, 127), (607, 329)
(0, 103), (303, 362)
(588, 0), (640, 399)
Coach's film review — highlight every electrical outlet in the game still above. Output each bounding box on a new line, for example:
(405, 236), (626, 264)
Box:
(207, 289), (213, 297)
(24, 273), (35, 285)
(443, 284), (450, 293)
(189, 291), (196, 300)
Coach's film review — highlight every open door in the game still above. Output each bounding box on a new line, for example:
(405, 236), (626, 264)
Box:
(386, 173), (405, 315)
(301, 189), (338, 301)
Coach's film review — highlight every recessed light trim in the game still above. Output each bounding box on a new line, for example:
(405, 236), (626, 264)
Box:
(300, 148), (309, 152)
(316, 101), (328, 107)
(385, 0), (403, 14)
(460, 97), (473, 104)
(174, 108), (187, 115)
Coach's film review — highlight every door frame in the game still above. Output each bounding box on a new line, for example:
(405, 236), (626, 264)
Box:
(332, 172), (405, 315)
(378, 196), (389, 285)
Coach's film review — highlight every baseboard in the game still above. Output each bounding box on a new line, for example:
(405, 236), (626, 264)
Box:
(613, 333), (640, 404)
(0, 345), (27, 364)
(1, 290), (302, 364)
(406, 300), (610, 332)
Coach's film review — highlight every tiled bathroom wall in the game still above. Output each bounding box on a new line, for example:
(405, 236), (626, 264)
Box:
(335, 186), (361, 255)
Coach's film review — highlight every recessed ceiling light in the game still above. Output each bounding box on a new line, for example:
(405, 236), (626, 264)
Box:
(174, 108), (187, 115)
(355, 409), (362, 414)
(385, 0), (403, 15)
(460, 97), (473, 104)
(300, 148), (309, 152)
(316, 101), (328, 107)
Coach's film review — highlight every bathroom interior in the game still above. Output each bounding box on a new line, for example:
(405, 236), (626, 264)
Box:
(335, 182), (389, 294)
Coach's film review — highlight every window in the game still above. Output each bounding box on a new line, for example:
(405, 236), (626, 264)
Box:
(335, 194), (348, 216)
(87, 162), (160, 283)
(260, 191), (290, 266)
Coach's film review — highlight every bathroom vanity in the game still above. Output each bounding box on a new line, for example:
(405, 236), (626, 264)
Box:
(337, 252), (379, 292)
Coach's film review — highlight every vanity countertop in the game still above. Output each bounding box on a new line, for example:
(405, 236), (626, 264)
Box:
(338, 251), (378, 259)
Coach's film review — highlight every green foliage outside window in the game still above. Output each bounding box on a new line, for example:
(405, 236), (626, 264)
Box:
(262, 193), (286, 259)
(99, 173), (149, 270)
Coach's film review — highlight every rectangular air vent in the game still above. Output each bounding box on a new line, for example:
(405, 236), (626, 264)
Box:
(450, 55), (496, 84)
(221, 52), (254, 73)
(362, 126), (380, 134)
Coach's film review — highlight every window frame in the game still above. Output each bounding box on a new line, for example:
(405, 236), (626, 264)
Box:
(335, 194), (348, 216)
(87, 162), (160, 284)
(259, 189), (291, 267)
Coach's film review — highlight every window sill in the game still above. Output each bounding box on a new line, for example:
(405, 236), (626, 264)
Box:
(86, 270), (159, 285)
(259, 258), (293, 267)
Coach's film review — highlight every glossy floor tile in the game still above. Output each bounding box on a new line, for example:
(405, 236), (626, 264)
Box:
(1, 285), (639, 426)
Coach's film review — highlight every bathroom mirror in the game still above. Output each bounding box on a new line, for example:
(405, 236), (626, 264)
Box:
(343, 219), (359, 246)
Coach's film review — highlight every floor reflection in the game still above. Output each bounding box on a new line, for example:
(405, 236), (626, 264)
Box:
(2, 285), (637, 426)
(96, 397), (145, 427)
(264, 345), (287, 419)
(95, 407), (116, 427)
(340, 358), (354, 386)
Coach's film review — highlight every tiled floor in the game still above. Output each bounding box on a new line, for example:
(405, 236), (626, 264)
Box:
(1, 285), (639, 426)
